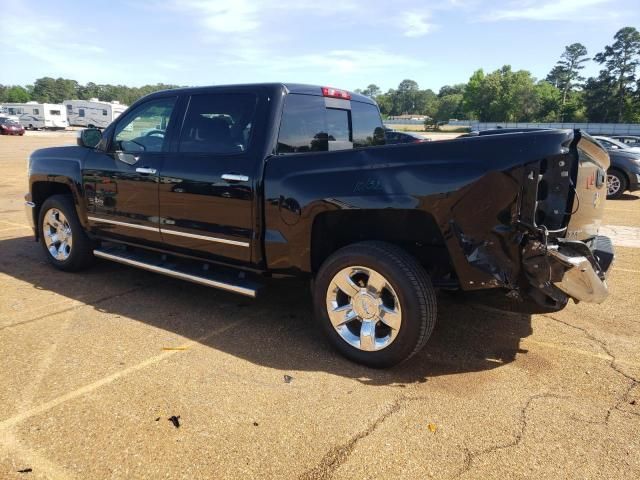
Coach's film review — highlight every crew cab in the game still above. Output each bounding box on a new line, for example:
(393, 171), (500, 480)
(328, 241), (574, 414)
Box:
(24, 83), (614, 367)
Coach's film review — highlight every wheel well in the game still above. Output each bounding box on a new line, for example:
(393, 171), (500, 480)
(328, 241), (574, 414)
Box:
(31, 182), (74, 236)
(310, 210), (455, 284)
(608, 167), (629, 186)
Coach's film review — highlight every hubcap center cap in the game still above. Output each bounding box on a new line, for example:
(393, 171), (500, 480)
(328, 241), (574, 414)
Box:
(352, 292), (379, 320)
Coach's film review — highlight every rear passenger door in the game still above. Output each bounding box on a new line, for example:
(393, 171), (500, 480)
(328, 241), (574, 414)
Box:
(158, 91), (260, 263)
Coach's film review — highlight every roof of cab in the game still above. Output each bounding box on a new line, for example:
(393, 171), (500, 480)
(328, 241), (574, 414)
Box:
(143, 83), (377, 105)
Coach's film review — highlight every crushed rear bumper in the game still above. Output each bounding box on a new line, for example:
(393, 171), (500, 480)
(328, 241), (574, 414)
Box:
(547, 236), (613, 304)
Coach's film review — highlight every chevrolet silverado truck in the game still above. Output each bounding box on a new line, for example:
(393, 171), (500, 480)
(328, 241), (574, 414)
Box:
(24, 83), (614, 367)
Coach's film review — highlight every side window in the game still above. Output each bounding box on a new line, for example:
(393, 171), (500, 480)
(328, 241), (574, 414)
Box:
(33, 108), (40, 115)
(277, 95), (328, 153)
(66, 104), (72, 112)
(178, 93), (257, 154)
(79, 109), (85, 117)
(102, 109), (108, 116)
(352, 101), (385, 147)
(113, 97), (176, 153)
(49, 110), (60, 115)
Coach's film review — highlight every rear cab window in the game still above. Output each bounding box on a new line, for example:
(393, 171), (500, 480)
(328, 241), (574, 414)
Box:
(277, 93), (385, 154)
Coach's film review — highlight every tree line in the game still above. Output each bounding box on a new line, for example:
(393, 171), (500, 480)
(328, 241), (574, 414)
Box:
(358, 26), (640, 124)
(0, 78), (179, 107)
(1, 27), (638, 123)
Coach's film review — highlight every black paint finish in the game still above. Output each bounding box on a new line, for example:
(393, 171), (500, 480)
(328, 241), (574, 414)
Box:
(26, 83), (611, 304)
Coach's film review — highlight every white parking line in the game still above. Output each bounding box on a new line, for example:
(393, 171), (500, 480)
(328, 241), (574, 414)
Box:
(0, 318), (246, 432)
(613, 267), (640, 274)
(599, 225), (640, 248)
(0, 220), (30, 228)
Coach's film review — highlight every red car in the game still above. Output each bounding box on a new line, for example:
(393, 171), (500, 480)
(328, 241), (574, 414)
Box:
(0, 117), (25, 135)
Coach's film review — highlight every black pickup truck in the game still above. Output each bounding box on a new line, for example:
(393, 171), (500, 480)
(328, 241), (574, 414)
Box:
(24, 83), (614, 367)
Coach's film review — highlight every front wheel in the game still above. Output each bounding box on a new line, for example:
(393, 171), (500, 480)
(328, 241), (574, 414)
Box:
(313, 241), (437, 368)
(38, 195), (95, 271)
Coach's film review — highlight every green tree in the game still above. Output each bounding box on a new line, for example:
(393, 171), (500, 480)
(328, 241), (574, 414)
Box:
(397, 79), (419, 93)
(434, 94), (464, 122)
(547, 43), (589, 120)
(438, 84), (465, 97)
(5, 86), (31, 103)
(360, 84), (381, 98)
(583, 72), (617, 122)
(534, 81), (561, 122)
(31, 77), (58, 102)
(594, 26), (640, 122)
(462, 66), (545, 122)
(462, 69), (488, 119)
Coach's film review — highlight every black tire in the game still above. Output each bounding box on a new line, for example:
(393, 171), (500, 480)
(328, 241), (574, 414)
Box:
(38, 194), (95, 271)
(313, 241), (437, 368)
(607, 169), (627, 199)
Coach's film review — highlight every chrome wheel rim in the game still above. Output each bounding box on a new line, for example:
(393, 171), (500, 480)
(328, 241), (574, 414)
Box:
(43, 208), (73, 261)
(607, 174), (621, 196)
(326, 266), (402, 351)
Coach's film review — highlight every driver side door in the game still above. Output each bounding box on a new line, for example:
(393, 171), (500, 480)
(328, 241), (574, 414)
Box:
(83, 96), (177, 246)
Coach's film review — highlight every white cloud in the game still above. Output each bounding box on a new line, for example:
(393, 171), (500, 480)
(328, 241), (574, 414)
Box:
(400, 11), (435, 37)
(177, 0), (261, 34)
(2, 9), (109, 81)
(483, 0), (612, 21)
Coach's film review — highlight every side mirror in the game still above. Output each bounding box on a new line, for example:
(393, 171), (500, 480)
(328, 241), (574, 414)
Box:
(77, 128), (102, 148)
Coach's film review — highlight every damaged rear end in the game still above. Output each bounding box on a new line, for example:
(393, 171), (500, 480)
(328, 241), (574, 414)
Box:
(519, 131), (612, 307)
(443, 129), (613, 310)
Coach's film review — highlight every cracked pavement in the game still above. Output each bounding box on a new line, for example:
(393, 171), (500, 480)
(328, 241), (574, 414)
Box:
(1, 132), (639, 479)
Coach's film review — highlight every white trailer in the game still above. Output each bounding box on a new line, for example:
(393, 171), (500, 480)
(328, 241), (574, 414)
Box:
(63, 99), (127, 129)
(1, 102), (68, 130)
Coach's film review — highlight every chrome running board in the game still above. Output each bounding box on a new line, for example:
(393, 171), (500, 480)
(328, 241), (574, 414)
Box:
(93, 247), (259, 298)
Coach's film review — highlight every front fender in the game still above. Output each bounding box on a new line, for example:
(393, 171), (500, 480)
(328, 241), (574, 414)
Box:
(29, 146), (90, 230)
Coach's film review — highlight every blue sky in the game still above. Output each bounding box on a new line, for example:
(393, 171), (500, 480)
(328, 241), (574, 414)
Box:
(1, 0), (638, 92)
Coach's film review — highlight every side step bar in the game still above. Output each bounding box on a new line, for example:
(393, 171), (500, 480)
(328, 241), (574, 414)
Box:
(94, 247), (259, 298)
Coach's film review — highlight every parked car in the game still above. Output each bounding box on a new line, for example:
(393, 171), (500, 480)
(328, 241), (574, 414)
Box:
(609, 135), (640, 147)
(385, 129), (431, 144)
(593, 135), (640, 154)
(593, 136), (640, 198)
(0, 117), (25, 136)
(24, 83), (613, 367)
(605, 150), (640, 199)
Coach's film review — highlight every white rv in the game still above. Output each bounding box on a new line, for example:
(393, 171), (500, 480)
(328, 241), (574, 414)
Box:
(64, 99), (127, 129)
(1, 102), (68, 130)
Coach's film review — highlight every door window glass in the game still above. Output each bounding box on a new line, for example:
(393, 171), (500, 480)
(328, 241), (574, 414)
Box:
(113, 97), (176, 153)
(178, 93), (257, 154)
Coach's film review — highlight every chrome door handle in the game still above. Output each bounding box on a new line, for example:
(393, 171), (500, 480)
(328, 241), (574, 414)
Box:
(221, 174), (249, 182)
(136, 167), (157, 175)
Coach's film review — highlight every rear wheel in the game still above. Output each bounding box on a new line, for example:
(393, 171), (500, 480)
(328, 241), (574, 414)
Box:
(313, 241), (437, 368)
(607, 169), (627, 199)
(39, 195), (95, 271)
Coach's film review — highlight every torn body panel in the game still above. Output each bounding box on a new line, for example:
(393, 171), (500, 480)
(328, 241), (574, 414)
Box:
(264, 129), (613, 307)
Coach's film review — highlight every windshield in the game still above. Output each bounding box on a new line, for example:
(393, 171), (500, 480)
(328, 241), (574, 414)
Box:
(0, 118), (18, 125)
(598, 137), (628, 149)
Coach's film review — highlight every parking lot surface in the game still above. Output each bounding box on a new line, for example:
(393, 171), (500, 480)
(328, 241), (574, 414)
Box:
(1, 132), (638, 479)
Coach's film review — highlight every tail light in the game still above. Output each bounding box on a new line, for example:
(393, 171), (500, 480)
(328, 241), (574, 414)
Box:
(321, 87), (351, 100)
